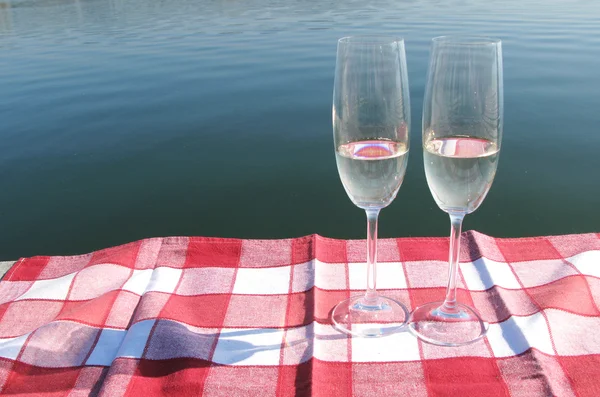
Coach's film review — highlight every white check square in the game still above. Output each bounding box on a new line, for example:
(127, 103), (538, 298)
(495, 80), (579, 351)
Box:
(233, 266), (291, 295)
(487, 312), (554, 357)
(122, 269), (153, 296)
(0, 333), (30, 360)
(352, 329), (419, 362)
(145, 267), (182, 294)
(460, 258), (521, 291)
(546, 309), (600, 356)
(569, 250), (600, 278)
(282, 324), (314, 365)
(16, 273), (76, 301)
(86, 329), (127, 366)
(315, 261), (346, 290)
(291, 260), (316, 293)
(313, 322), (349, 362)
(212, 327), (284, 366)
(512, 259), (577, 288)
(349, 262), (407, 290)
(117, 320), (155, 359)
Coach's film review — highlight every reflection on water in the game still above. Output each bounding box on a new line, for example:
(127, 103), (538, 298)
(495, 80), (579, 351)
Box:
(1, 0), (600, 258)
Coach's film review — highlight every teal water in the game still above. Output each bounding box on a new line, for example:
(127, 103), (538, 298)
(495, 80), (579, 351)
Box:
(1, 0), (600, 258)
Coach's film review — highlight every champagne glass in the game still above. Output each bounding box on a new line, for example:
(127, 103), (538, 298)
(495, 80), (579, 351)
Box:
(331, 36), (411, 337)
(409, 36), (503, 346)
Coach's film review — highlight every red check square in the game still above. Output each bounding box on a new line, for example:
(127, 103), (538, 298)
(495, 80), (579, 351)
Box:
(409, 287), (474, 310)
(397, 237), (448, 262)
(286, 290), (315, 328)
(314, 289), (350, 324)
(161, 294), (231, 328)
(422, 357), (508, 397)
(88, 241), (142, 269)
(6, 257), (49, 282)
(127, 358), (210, 396)
(315, 237), (346, 263)
(528, 275), (598, 316)
(184, 238), (242, 268)
(276, 361), (312, 397)
(57, 290), (119, 327)
(560, 355), (600, 397)
(0, 358), (15, 391)
(311, 360), (352, 397)
(496, 237), (561, 262)
(292, 235), (315, 265)
(1, 361), (81, 396)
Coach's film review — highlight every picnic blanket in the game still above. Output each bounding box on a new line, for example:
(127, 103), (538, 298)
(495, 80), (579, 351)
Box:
(0, 231), (598, 396)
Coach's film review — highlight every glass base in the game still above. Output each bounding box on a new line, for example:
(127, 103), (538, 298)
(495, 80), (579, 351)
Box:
(332, 295), (409, 337)
(408, 301), (489, 346)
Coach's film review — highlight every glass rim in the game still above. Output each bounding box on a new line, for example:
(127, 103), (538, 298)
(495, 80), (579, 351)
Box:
(338, 35), (404, 45)
(432, 35), (501, 46)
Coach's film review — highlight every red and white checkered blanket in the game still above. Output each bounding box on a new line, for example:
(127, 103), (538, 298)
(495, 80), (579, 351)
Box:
(0, 231), (599, 396)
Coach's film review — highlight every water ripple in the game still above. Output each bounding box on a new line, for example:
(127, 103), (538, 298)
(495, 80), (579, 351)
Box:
(1, 0), (600, 257)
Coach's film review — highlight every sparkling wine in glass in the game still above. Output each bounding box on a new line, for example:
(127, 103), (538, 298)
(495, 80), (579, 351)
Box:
(409, 36), (503, 346)
(331, 36), (411, 337)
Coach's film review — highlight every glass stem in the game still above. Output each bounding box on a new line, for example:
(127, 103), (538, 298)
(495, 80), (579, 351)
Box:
(364, 208), (380, 304)
(441, 213), (465, 314)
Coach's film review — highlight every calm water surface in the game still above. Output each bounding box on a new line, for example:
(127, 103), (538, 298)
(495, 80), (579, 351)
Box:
(1, 0), (600, 258)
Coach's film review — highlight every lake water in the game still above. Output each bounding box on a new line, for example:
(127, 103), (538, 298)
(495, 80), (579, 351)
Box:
(1, 0), (600, 258)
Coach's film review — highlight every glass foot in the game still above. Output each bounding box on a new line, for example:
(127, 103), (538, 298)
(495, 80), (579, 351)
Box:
(408, 301), (489, 346)
(332, 295), (409, 337)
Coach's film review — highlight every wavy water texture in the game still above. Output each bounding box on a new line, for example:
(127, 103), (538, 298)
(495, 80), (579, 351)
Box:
(1, 0), (600, 257)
